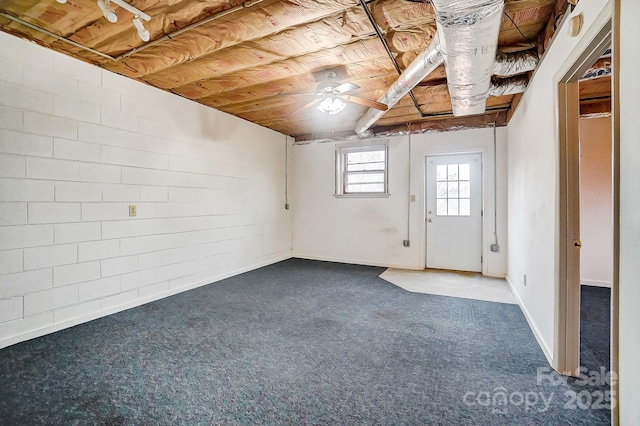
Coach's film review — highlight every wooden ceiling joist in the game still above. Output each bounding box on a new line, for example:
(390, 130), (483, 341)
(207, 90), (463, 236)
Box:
(0, 0), (572, 139)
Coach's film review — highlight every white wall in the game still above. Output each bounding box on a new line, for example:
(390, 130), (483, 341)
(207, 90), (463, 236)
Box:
(292, 127), (508, 277)
(579, 116), (613, 287)
(618, 0), (640, 423)
(506, 0), (611, 363)
(0, 32), (292, 348)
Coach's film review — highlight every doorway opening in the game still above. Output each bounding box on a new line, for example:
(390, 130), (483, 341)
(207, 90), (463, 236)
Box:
(577, 53), (614, 423)
(556, 10), (614, 424)
(556, 14), (611, 377)
(578, 94), (613, 377)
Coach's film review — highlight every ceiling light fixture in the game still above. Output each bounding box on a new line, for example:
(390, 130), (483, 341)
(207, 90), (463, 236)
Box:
(316, 95), (347, 115)
(97, 0), (118, 23)
(55, 0), (67, 4)
(132, 15), (150, 42)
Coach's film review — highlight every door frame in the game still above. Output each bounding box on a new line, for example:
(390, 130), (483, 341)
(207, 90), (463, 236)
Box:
(421, 148), (488, 275)
(554, 10), (613, 378)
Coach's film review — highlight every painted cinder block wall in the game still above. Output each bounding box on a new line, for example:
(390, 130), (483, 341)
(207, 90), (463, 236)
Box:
(0, 32), (293, 348)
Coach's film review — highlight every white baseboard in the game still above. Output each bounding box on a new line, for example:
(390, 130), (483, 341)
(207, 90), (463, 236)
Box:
(580, 279), (612, 288)
(484, 271), (507, 278)
(292, 253), (423, 271)
(506, 276), (553, 366)
(0, 254), (292, 350)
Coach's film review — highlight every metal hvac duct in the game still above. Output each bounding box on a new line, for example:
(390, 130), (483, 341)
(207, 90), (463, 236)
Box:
(432, 0), (505, 116)
(493, 50), (539, 76)
(353, 49), (536, 135)
(357, 0), (537, 136)
(488, 75), (529, 97)
(489, 52), (538, 96)
(354, 33), (443, 136)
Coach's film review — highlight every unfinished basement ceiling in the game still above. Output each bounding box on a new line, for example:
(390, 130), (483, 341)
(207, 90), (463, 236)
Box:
(0, 0), (572, 141)
(579, 53), (612, 118)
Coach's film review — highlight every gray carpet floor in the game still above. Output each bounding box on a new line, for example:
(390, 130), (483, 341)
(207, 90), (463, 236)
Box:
(580, 286), (611, 374)
(0, 259), (610, 425)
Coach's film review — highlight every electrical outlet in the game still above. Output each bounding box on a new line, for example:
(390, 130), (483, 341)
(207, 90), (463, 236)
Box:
(403, 240), (410, 247)
(524, 274), (527, 286)
(128, 205), (137, 217)
(285, 203), (289, 210)
(490, 243), (499, 252)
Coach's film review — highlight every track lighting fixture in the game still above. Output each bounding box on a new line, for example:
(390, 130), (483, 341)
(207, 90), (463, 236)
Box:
(109, 0), (150, 21)
(97, 0), (118, 23)
(59, 0), (152, 42)
(132, 15), (150, 42)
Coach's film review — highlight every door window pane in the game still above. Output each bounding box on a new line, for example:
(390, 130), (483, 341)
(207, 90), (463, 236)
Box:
(435, 163), (471, 216)
(459, 164), (470, 181)
(437, 182), (448, 198)
(447, 164), (458, 180)
(447, 182), (459, 198)
(459, 181), (470, 198)
(459, 199), (470, 216)
(447, 199), (459, 215)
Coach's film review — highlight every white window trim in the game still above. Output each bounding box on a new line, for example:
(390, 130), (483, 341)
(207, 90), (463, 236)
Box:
(335, 140), (390, 197)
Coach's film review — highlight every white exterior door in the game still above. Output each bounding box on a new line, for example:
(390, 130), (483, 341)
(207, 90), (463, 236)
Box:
(425, 154), (482, 272)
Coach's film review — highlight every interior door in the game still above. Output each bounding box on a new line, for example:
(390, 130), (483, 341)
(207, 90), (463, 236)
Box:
(425, 154), (482, 272)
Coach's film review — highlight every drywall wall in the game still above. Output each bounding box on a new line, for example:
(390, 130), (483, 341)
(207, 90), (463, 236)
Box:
(618, 0), (640, 423)
(0, 32), (292, 348)
(292, 127), (508, 277)
(579, 116), (613, 287)
(506, 0), (611, 363)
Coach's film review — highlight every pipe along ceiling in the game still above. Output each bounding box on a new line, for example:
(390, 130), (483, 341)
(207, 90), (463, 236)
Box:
(355, 0), (538, 136)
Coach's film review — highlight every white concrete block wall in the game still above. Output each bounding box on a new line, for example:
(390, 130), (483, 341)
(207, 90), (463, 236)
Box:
(0, 32), (293, 348)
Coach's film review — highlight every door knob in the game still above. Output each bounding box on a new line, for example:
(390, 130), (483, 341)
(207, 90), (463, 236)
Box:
(573, 239), (581, 248)
(427, 218), (432, 222)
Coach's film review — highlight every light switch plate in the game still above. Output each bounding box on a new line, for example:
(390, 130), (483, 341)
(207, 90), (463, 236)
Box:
(129, 205), (137, 217)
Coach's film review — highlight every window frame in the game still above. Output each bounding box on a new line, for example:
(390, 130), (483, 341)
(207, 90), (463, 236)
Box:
(335, 141), (390, 198)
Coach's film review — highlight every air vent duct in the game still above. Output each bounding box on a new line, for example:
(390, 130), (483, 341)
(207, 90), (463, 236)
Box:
(357, 0), (541, 136)
(432, 0), (504, 116)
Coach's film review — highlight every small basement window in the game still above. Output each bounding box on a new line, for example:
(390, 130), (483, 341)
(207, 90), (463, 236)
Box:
(336, 142), (389, 197)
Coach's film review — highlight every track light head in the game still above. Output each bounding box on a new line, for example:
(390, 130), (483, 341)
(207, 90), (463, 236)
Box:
(132, 15), (150, 42)
(97, 0), (118, 23)
(61, 0), (151, 43)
